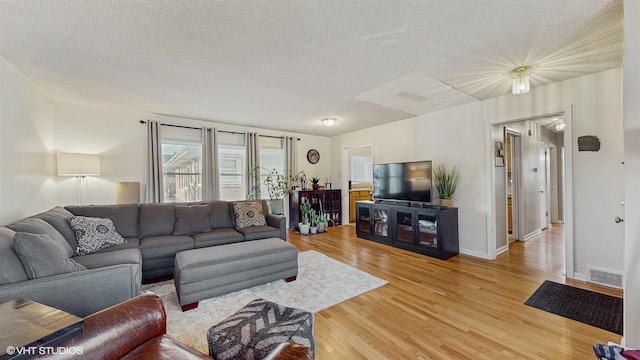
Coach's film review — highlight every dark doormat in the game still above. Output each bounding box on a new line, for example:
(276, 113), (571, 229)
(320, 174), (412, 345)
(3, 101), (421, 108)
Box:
(525, 280), (623, 335)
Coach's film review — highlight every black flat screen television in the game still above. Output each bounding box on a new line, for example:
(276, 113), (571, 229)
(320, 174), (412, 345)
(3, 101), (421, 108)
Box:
(373, 160), (432, 203)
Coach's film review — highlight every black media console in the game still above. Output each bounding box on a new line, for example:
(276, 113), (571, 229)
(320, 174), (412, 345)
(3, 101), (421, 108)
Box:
(355, 200), (459, 260)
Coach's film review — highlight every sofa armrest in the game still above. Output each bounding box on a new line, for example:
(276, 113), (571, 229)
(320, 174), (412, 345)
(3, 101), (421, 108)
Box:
(36, 293), (167, 360)
(0, 264), (138, 317)
(266, 213), (286, 240)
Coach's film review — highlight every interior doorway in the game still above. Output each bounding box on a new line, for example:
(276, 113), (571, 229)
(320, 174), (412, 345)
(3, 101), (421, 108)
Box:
(498, 116), (565, 249)
(344, 144), (373, 223)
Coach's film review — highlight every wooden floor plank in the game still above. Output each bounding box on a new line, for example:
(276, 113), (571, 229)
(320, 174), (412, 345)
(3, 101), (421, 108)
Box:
(287, 224), (622, 360)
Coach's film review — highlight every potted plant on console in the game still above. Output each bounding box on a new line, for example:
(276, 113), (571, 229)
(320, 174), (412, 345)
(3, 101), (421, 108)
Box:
(311, 177), (321, 190)
(299, 200), (312, 234)
(433, 165), (461, 208)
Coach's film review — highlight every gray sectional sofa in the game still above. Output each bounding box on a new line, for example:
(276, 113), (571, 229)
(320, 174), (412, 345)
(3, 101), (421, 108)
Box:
(0, 200), (286, 317)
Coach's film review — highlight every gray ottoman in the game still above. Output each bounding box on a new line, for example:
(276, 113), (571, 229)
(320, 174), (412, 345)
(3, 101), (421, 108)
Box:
(207, 298), (315, 360)
(174, 238), (298, 311)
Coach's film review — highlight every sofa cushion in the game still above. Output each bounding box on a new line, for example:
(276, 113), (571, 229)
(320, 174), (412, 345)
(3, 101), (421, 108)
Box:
(7, 217), (74, 258)
(173, 205), (211, 236)
(236, 225), (281, 241)
(91, 237), (141, 254)
(68, 216), (128, 255)
(74, 248), (142, 269)
(12, 232), (86, 279)
(192, 228), (244, 248)
(209, 201), (234, 229)
(0, 227), (29, 284)
(139, 235), (194, 261)
(233, 201), (267, 230)
(139, 204), (177, 238)
(66, 204), (140, 238)
(36, 207), (78, 254)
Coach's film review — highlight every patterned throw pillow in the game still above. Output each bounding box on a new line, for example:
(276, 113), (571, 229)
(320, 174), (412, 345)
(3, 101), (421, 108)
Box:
(67, 216), (127, 255)
(233, 202), (267, 229)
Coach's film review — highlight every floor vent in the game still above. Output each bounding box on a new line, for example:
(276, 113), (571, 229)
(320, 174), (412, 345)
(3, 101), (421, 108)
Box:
(587, 267), (623, 289)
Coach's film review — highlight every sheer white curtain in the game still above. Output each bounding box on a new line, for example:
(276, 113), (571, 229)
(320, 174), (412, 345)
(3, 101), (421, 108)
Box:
(246, 132), (260, 198)
(201, 127), (220, 200)
(145, 120), (164, 203)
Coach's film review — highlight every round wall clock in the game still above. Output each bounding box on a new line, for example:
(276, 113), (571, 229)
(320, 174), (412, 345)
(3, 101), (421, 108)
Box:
(306, 149), (320, 164)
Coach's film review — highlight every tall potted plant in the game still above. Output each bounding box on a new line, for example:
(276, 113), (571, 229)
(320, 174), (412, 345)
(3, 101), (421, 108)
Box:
(433, 165), (461, 208)
(248, 167), (298, 215)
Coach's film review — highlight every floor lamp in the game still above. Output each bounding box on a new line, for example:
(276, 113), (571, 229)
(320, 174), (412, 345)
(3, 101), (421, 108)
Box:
(57, 153), (101, 204)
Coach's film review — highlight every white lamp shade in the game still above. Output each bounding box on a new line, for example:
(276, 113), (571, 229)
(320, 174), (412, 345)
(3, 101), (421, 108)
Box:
(116, 182), (140, 204)
(57, 153), (101, 176)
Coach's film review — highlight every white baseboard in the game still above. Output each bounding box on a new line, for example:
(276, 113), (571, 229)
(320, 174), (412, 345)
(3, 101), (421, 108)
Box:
(523, 229), (542, 241)
(570, 272), (587, 281)
(459, 248), (490, 259)
(496, 245), (509, 256)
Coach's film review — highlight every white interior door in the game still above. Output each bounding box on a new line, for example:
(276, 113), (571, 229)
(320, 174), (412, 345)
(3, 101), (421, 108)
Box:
(538, 142), (549, 230)
(549, 146), (559, 223)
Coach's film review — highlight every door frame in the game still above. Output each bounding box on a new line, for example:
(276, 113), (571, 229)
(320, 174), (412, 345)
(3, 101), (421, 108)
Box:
(341, 143), (374, 225)
(505, 128), (523, 242)
(485, 106), (575, 279)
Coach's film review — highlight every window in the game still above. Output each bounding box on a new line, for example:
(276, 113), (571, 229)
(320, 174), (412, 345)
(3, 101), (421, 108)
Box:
(162, 142), (202, 202)
(218, 132), (246, 201)
(351, 155), (373, 184)
(161, 126), (202, 203)
(258, 137), (285, 199)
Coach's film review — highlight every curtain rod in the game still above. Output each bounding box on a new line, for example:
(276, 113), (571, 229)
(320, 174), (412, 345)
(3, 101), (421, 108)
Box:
(140, 120), (300, 140)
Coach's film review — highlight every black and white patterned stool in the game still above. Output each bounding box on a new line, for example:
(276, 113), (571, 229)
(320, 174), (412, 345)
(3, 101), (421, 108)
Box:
(207, 299), (315, 360)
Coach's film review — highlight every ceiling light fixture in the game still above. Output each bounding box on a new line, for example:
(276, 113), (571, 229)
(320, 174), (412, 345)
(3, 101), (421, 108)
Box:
(555, 120), (566, 131)
(509, 65), (533, 95)
(321, 118), (337, 126)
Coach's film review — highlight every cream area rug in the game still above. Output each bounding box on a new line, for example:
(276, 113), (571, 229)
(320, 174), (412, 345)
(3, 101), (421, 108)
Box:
(141, 250), (388, 353)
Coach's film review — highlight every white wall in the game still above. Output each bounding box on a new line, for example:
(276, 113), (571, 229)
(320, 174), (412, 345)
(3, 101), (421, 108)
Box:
(0, 57), (57, 224)
(623, 0), (640, 347)
(53, 102), (331, 206)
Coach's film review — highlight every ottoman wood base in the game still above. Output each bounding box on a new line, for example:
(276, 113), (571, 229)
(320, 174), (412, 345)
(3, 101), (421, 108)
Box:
(181, 302), (199, 312)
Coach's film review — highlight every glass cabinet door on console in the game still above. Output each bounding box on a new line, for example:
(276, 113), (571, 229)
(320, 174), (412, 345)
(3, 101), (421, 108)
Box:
(372, 207), (391, 243)
(394, 210), (414, 245)
(356, 203), (372, 237)
(416, 210), (438, 250)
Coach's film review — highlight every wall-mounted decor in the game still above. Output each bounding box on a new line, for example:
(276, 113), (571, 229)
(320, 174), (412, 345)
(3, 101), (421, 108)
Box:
(578, 135), (601, 151)
(495, 141), (505, 167)
(306, 149), (320, 164)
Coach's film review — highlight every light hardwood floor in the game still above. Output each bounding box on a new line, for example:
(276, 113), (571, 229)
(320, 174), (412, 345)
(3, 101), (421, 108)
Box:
(287, 224), (622, 360)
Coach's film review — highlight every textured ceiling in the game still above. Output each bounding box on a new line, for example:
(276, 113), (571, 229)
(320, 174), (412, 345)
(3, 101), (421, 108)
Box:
(0, 0), (623, 136)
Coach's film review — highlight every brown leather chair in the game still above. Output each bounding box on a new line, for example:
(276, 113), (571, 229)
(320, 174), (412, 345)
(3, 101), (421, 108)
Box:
(36, 293), (312, 360)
